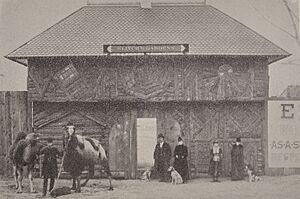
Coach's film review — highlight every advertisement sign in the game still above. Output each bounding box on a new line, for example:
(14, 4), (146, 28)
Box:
(103, 44), (189, 54)
(268, 100), (300, 167)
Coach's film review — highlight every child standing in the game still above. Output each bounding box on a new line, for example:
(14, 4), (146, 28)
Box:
(208, 140), (222, 182)
(40, 137), (61, 196)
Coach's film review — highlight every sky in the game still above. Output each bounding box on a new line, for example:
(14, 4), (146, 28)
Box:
(0, 0), (299, 96)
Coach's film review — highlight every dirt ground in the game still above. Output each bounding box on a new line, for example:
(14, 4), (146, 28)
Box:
(1, 175), (300, 199)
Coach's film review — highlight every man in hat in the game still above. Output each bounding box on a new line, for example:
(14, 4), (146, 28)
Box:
(40, 137), (62, 196)
(208, 140), (222, 182)
(153, 133), (171, 182)
(173, 137), (188, 183)
(231, 137), (244, 181)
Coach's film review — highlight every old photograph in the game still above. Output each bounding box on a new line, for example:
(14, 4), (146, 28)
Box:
(0, 0), (300, 198)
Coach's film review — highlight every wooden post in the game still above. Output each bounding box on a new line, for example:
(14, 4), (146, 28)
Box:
(0, 91), (28, 177)
(4, 92), (12, 177)
(0, 92), (5, 175)
(27, 94), (33, 133)
(263, 60), (272, 175)
(129, 109), (137, 179)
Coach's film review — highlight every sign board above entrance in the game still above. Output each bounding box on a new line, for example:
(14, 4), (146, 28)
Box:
(103, 44), (189, 54)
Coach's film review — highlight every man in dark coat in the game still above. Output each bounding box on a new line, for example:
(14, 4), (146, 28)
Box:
(40, 137), (62, 196)
(173, 137), (188, 183)
(231, 137), (244, 181)
(208, 140), (222, 182)
(153, 133), (171, 182)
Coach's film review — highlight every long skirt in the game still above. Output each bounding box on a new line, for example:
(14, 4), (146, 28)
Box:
(174, 159), (188, 182)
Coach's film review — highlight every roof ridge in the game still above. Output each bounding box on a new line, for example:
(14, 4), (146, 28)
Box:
(87, 1), (206, 7)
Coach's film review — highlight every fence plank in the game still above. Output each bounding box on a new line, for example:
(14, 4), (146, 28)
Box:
(0, 91), (28, 176)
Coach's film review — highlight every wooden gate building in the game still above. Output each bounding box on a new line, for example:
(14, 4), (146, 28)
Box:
(5, 2), (289, 178)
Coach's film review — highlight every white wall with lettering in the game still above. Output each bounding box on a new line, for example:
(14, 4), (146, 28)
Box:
(268, 100), (300, 168)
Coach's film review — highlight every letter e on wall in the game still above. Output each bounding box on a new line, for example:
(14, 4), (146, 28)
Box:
(281, 104), (294, 119)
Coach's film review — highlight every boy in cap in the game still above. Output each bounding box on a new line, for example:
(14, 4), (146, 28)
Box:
(40, 137), (62, 196)
(208, 140), (222, 182)
(153, 133), (171, 182)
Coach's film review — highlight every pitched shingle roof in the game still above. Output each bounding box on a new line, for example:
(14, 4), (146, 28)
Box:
(6, 4), (290, 63)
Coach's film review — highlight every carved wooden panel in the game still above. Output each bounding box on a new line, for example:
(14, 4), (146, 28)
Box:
(189, 141), (210, 177)
(190, 104), (219, 141)
(226, 103), (263, 138)
(53, 63), (91, 100)
(28, 56), (268, 102)
(188, 102), (265, 177)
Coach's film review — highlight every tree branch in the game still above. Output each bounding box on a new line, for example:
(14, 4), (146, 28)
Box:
(282, 0), (299, 40)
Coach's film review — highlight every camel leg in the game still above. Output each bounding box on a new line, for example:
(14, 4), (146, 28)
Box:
(76, 176), (81, 193)
(108, 176), (113, 191)
(71, 177), (76, 190)
(13, 165), (18, 189)
(16, 169), (23, 193)
(28, 170), (36, 193)
(103, 160), (113, 191)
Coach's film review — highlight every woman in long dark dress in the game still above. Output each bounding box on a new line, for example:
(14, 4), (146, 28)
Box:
(173, 137), (188, 183)
(231, 137), (244, 181)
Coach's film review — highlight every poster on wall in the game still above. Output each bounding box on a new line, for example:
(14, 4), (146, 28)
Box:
(268, 100), (300, 168)
(137, 118), (157, 169)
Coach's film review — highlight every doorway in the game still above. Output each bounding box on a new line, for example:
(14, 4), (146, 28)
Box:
(136, 118), (157, 175)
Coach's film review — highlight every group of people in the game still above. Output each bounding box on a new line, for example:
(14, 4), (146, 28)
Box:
(154, 134), (188, 183)
(153, 134), (245, 183)
(40, 131), (245, 196)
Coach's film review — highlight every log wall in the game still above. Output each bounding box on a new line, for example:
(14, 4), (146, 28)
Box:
(33, 101), (265, 178)
(27, 56), (268, 102)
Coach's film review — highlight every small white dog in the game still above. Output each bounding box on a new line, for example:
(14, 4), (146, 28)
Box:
(168, 166), (183, 185)
(141, 169), (151, 181)
(245, 165), (261, 182)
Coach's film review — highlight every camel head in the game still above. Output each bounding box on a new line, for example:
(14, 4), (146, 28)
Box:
(26, 133), (43, 149)
(26, 133), (40, 141)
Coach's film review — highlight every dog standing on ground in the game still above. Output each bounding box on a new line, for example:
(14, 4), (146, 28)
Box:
(168, 166), (183, 185)
(141, 169), (151, 181)
(245, 165), (261, 182)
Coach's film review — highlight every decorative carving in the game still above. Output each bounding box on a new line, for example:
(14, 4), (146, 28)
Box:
(227, 103), (263, 138)
(96, 68), (117, 98)
(53, 63), (90, 100)
(190, 105), (219, 140)
(28, 57), (267, 102)
(189, 141), (211, 176)
(196, 64), (252, 100)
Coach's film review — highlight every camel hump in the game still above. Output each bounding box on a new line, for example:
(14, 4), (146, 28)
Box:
(85, 137), (99, 151)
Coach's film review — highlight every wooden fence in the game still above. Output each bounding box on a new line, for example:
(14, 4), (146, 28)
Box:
(0, 91), (31, 176)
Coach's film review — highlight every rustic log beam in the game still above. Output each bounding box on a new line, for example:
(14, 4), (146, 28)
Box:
(77, 111), (107, 127)
(36, 110), (75, 129)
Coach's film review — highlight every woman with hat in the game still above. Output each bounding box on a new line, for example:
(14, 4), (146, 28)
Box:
(173, 137), (188, 183)
(231, 137), (244, 181)
(208, 140), (222, 182)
